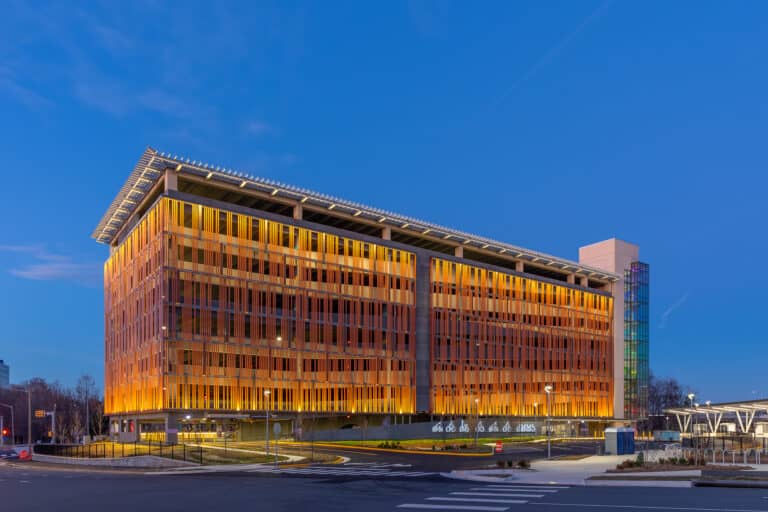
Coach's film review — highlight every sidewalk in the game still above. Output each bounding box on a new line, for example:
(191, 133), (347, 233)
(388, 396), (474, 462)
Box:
(444, 455), (697, 487)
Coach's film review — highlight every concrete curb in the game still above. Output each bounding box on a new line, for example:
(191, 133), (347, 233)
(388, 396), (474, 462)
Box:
(586, 479), (692, 488)
(693, 480), (768, 489)
(32, 453), (196, 468)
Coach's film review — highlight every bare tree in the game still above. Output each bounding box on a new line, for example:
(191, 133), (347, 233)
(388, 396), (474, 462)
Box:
(75, 375), (97, 439)
(646, 372), (691, 431)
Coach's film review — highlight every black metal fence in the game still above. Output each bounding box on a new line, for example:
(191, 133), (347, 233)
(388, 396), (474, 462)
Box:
(33, 441), (204, 463)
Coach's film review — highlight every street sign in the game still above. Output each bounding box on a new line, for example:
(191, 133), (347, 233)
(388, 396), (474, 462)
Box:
(35, 409), (46, 418)
(495, 440), (503, 454)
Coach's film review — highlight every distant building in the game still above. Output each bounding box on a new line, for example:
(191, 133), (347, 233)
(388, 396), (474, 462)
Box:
(0, 360), (9, 388)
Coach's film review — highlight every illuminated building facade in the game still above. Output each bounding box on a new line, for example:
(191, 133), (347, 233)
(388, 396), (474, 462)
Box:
(94, 148), (631, 439)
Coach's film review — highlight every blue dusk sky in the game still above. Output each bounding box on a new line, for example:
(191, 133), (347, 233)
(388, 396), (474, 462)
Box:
(1, 2), (766, 402)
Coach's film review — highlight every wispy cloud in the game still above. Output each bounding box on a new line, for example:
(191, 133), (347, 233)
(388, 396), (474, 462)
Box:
(659, 292), (690, 329)
(0, 245), (101, 287)
(72, 69), (201, 119)
(0, 66), (52, 109)
(491, 0), (613, 110)
(245, 120), (278, 136)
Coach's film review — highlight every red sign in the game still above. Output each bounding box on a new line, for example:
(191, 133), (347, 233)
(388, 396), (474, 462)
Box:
(495, 441), (503, 453)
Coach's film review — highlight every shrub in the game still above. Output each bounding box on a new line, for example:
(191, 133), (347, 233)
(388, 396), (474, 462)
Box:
(658, 458), (666, 465)
(517, 460), (531, 469)
(460, 444), (468, 449)
(635, 452), (645, 467)
(497, 459), (506, 468)
(506, 460), (515, 468)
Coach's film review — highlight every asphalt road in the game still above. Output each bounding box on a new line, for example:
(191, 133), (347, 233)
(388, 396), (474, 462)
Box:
(3, 462), (768, 512)
(286, 439), (604, 472)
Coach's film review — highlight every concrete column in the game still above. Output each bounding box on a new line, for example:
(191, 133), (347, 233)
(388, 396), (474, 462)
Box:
(454, 246), (463, 258)
(164, 168), (178, 192)
(567, 274), (576, 285)
(293, 204), (303, 220)
(415, 250), (431, 413)
(515, 261), (524, 273)
(165, 413), (181, 445)
(579, 276), (588, 287)
(382, 227), (391, 240)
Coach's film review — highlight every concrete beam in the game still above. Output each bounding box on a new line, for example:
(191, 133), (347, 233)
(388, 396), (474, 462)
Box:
(164, 168), (178, 192)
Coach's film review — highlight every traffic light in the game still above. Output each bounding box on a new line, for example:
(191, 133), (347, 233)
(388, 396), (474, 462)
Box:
(1, 428), (8, 437)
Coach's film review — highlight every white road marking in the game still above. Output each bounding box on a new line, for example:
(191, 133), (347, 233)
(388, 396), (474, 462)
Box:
(533, 504), (768, 512)
(397, 505), (509, 511)
(486, 485), (568, 490)
(246, 466), (435, 478)
(453, 492), (544, 499)
(474, 487), (560, 493)
(428, 497), (528, 504)
(19, 480), (30, 483)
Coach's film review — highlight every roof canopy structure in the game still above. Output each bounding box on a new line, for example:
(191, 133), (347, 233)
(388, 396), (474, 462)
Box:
(666, 399), (768, 435)
(93, 147), (620, 283)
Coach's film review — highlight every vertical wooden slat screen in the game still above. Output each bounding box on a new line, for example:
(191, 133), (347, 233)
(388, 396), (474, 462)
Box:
(105, 198), (417, 416)
(430, 257), (614, 418)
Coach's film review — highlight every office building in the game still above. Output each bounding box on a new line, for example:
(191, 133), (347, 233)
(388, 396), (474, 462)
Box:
(0, 360), (9, 388)
(94, 148), (641, 439)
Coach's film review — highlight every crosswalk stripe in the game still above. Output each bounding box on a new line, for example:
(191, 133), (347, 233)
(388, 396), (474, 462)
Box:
(397, 505), (509, 511)
(475, 487), (560, 493)
(428, 497), (528, 505)
(452, 492), (545, 498)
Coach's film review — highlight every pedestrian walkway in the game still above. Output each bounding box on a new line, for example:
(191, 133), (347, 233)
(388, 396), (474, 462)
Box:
(396, 482), (568, 511)
(248, 462), (438, 479)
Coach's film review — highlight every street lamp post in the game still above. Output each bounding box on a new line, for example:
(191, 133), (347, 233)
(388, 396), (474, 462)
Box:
(12, 385), (32, 453)
(545, 385), (553, 459)
(264, 389), (271, 456)
(687, 393), (695, 445)
(474, 398), (480, 448)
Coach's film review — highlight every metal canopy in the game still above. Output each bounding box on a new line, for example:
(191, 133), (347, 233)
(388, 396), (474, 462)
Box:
(666, 398), (768, 435)
(93, 147), (620, 282)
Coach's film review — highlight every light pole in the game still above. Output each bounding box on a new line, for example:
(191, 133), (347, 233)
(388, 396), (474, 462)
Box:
(12, 385), (32, 453)
(0, 403), (13, 446)
(687, 393), (695, 444)
(264, 389), (271, 456)
(474, 397), (480, 447)
(545, 385), (553, 459)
